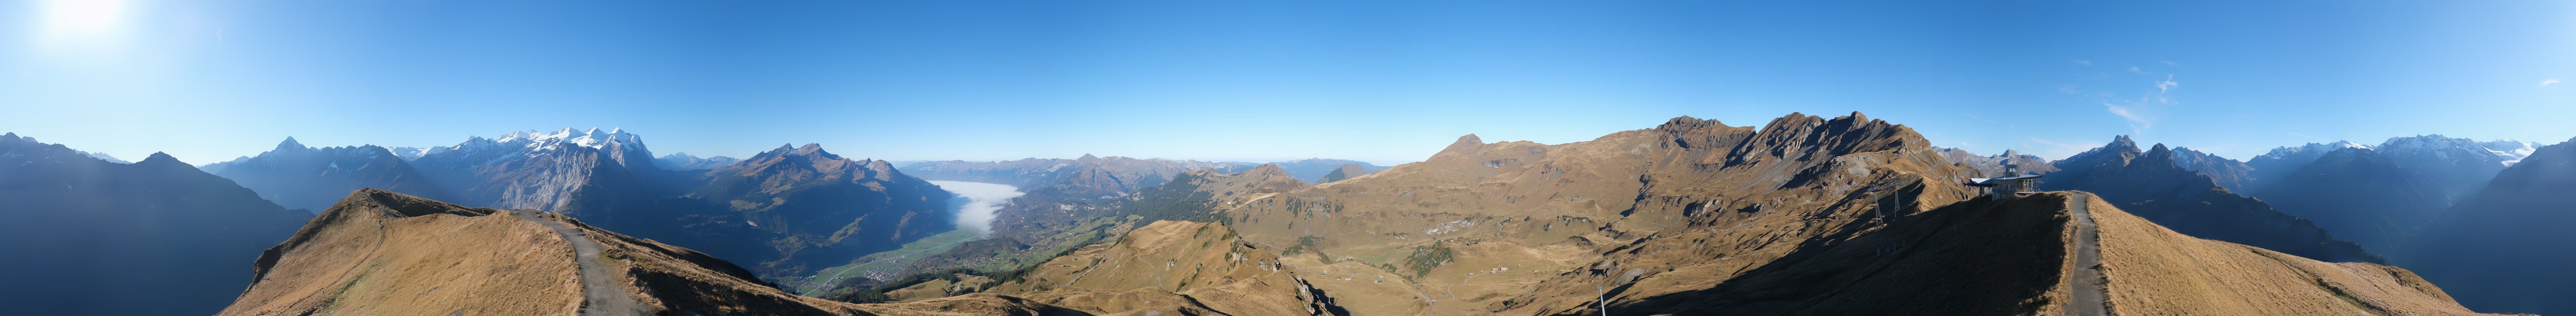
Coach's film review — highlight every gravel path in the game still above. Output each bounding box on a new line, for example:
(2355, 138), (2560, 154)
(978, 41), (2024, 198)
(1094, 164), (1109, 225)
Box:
(2067, 193), (2109, 316)
(514, 210), (644, 316)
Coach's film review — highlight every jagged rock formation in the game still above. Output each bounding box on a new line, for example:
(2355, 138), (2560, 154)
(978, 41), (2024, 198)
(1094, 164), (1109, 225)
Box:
(655, 152), (744, 170)
(1317, 163), (1379, 183)
(1933, 147), (2059, 177)
(201, 137), (449, 212)
(2042, 136), (2379, 263)
(0, 133), (312, 316)
(662, 144), (956, 279)
(218, 189), (1090, 316)
(406, 128), (668, 222)
(2408, 137), (2576, 316)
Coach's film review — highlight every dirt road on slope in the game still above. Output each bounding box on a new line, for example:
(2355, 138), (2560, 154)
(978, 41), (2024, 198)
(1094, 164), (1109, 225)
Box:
(513, 210), (643, 316)
(2068, 192), (2109, 316)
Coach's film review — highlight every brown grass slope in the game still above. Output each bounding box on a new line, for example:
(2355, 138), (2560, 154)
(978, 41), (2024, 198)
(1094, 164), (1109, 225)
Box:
(222, 189), (1092, 316)
(1579, 192), (2079, 315)
(2083, 192), (2513, 316)
(1572, 192), (2507, 316)
(978, 220), (1343, 316)
(1216, 113), (1986, 315)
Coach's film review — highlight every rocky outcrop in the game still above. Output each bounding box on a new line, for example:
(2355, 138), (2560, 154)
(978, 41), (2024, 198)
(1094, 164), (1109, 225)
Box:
(201, 138), (449, 213)
(2043, 137), (2380, 263)
(0, 133), (312, 316)
(2408, 137), (2576, 316)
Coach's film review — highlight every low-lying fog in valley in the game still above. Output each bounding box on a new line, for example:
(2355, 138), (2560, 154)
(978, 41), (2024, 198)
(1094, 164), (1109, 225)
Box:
(929, 181), (1024, 235)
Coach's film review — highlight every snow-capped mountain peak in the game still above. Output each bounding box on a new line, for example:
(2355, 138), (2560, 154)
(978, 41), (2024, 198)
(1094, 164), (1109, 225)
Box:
(491, 128), (645, 152)
(2376, 135), (2535, 167)
(2480, 140), (2540, 164)
(2259, 140), (2369, 159)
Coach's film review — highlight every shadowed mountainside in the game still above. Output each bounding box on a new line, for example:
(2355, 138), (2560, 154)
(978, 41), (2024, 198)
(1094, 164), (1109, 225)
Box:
(654, 144), (956, 279)
(201, 138), (449, 213)
(2409, 137), (2576, 316)
(2042, 136), (2380, 263)
(0, 133), (312, 316)
(2251, 147), (2449, 256)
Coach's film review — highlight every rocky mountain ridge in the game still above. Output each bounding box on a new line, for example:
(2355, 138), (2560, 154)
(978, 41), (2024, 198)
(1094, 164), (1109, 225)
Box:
(655, 152), (744, 170)
(2408, 137), (2576, 316)
(0, 133), (313, 316)
(2040, 136), (2379, 263)
(201, 137), (449, 212)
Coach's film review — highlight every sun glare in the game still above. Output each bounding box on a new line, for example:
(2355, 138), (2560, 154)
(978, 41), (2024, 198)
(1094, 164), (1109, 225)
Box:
(41, 0), (125, 34)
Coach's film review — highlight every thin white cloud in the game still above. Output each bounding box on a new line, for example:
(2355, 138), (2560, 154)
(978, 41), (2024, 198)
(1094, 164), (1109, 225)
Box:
(2104, 102), (2153, 134)
(2156, 76), (2178, 93)
(2160, 60), (2178, 66)
(2543, 79), (2560, 86)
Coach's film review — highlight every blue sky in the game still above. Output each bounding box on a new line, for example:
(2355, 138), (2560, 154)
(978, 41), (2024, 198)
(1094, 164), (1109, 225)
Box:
(3, 1), (2570, 165)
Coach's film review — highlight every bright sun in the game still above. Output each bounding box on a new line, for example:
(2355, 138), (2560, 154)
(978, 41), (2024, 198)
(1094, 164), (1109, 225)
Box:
(41, 0), (125, 34)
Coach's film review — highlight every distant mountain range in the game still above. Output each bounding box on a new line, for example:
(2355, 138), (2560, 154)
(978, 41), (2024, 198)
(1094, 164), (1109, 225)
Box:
(1, 133), (312, 316)
(653, 152), (742, 170)
(1239, 158), (1390, 182)
(195, 129), (955, 282)
(6, 116), (2554, 316)
(2409, 137), (2576, 316)
(2037, 136), (2379, 263)
(201, 137), (447, 213)
(1953, 133), (2557, 315)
